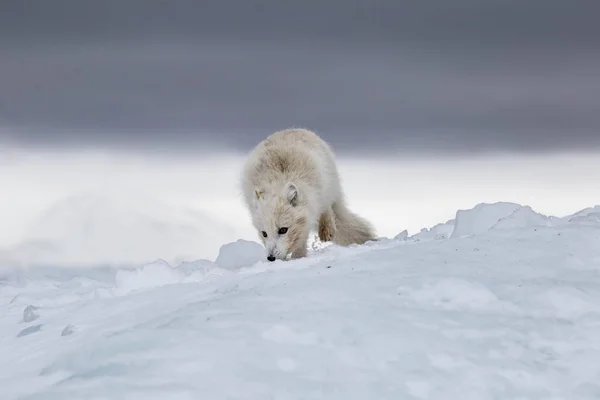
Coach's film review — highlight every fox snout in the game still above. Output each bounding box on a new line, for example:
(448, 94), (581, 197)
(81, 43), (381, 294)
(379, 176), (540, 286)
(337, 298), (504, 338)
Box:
(266, 246), (286, 262)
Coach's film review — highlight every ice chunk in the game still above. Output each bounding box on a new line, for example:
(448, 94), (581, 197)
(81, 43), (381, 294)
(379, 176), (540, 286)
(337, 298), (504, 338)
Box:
(61, 324), (75, 336)
(22, 305), (40, 323)
(215, 239), (265, 270)
(411, 220), (455, 241)
(394, 230), (409, 241)
(451, 202), (521, 238)
(17, 324), (43, 337)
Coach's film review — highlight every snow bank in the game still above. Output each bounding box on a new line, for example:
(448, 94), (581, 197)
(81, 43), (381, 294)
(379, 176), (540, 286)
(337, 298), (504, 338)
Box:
(112, 259), (230, 296)
(410, 201), (594, 242)
(95, 237), (267, 297)
(1, 202), (600, 399)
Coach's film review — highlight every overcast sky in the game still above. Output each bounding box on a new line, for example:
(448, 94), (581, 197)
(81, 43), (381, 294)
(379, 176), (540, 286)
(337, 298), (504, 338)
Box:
(1, 0), (599, 155)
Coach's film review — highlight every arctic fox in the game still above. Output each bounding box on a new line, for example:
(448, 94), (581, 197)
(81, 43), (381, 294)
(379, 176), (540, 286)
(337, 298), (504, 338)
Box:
(241, 128), (376, 261)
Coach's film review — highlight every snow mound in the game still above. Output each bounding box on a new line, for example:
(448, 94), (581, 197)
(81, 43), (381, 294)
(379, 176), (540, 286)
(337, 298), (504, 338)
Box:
(569, 205), (600, 219)
(113, 259), (229, 296)
(215, 239), (265, 270)
(408, 202), (556, 242)
(568, 206), (600, 224)
(446, 202), (600, 239)
(113, 260), (186, 296)
(411, 219), (455, 241)
(491, 205), (553, 230)
(6, 192), (236, 267)
(451, 202), (522, 238)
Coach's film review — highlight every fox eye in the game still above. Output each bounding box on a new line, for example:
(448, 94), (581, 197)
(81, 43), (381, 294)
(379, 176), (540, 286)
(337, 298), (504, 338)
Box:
(278, 227), (288, 235)
(261, 231), (267, 238)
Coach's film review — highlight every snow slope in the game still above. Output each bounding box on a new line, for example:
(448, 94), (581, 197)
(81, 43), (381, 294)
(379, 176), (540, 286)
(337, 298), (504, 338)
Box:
(1, 202), (600, 399)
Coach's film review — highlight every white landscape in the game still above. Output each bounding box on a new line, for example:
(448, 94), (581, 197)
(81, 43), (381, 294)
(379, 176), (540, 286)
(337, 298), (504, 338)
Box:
(2, 198), (600, 399)
(2, 0), (598, 397)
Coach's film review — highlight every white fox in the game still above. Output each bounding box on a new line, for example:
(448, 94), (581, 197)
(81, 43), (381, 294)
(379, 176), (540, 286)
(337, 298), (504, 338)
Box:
(241, 128), (376, 261)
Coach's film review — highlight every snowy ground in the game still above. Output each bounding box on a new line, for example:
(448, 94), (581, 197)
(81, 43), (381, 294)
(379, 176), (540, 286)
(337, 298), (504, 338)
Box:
(1, 202), (600, 399)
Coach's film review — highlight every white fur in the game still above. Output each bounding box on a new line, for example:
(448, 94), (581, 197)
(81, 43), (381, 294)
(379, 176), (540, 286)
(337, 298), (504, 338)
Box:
(241, 128), (376, 261)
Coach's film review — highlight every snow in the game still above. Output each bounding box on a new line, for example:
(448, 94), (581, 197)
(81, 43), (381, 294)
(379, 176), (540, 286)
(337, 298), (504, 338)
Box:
(451, 202), (522, 238)
(410, 219), (455, 241)
(1, 202), (600, 399)
(214, 239), (265, 270)
(568, 206), (600, 224)
(491, 205), (553, 231)
(1, 192), (237, 267)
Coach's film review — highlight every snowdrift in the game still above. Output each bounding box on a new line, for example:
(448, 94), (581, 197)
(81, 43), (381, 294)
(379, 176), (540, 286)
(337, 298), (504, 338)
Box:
(1, 201), (600, 399)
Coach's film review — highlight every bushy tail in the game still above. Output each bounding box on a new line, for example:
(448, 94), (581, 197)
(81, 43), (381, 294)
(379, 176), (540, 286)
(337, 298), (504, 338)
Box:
(331, 201), (377, 246)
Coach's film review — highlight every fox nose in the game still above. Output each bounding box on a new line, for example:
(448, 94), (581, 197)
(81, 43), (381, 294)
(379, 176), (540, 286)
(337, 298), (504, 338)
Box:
(267, 255), (276, 262)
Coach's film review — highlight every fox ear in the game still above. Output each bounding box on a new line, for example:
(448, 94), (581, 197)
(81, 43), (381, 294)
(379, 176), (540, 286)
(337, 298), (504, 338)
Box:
(286, 183), (299, 206)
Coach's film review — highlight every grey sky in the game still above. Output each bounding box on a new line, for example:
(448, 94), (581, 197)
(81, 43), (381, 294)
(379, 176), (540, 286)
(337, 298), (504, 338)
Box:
(1, 0), (599, 155)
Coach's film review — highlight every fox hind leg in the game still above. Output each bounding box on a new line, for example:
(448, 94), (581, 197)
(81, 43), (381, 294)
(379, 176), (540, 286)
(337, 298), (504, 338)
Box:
(318, 207), (336, 242)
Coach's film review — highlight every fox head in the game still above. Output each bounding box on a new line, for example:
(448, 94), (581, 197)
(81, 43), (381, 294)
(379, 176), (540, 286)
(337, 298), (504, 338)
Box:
(251, 182), (308, 261)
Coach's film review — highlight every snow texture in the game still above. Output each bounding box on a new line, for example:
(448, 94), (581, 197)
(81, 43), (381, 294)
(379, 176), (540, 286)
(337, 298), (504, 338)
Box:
(1, 202), (600, 399)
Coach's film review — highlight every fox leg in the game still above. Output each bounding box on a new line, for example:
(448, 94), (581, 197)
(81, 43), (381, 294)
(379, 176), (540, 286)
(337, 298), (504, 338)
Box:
(318, 207), (336, 242)
(290, 229), (309, 259)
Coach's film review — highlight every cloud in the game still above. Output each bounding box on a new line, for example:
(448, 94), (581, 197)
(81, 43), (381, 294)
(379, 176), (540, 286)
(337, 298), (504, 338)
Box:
(1, 0), (599, 155)
(2, 0), (598, 49)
